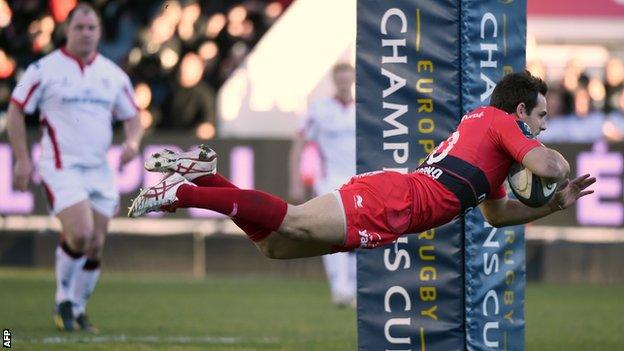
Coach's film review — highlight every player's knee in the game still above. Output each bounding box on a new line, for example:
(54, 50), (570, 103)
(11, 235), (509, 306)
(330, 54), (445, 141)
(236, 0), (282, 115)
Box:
(258, 244), (280, 259)
(66, 235), (88, 253)
(255, 237), (286, 259)
(65, 226), (94, 252)
(87, 239), (105, 259)
(278, 205), (313, 241)
(90, 231), (106, 251)
(256, 239), (275, 258)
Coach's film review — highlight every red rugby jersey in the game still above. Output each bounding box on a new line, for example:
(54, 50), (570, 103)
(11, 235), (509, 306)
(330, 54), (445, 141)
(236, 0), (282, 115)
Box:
(407, 106), (542, 232)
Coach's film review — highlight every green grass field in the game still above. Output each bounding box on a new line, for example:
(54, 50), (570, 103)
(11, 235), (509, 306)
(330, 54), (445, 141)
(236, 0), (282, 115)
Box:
(1, 268), (623, 350)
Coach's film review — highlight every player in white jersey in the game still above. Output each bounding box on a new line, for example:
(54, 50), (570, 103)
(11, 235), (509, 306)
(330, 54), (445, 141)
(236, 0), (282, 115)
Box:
(6, 3), (143, 332)
(289, 63), (357, 307)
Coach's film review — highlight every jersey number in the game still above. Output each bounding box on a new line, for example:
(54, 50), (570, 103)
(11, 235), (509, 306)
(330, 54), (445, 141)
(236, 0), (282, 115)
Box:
(426, 131), (460, 165)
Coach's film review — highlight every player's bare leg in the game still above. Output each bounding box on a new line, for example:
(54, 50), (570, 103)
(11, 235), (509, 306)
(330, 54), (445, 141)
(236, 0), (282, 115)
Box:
(88, 209), (107, 260)
(54, 200), (94, 331)
(71, 209), (108, 333)
(129, 175), (348, 259)
(132, 145), (348, 259)
(57, 201), (94, 253)
(255, 193), (347, 259)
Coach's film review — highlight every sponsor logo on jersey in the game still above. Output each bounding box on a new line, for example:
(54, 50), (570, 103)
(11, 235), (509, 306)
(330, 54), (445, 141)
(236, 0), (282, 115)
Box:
(461, 110), (484, 121)
(358, 229), (382, 248)
(352, 170), (384, 179)
(415, 166), (444, 180)
(61, 96), (111, 107)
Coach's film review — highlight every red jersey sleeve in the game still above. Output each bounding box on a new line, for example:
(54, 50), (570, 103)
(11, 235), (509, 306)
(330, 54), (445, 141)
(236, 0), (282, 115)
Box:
(488, 184), (507, 200)
(491, 113), (542, 163)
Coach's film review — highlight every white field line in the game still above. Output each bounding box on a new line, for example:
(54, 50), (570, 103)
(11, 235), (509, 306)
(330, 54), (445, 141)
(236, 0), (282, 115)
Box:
(23, 334), (278, 345)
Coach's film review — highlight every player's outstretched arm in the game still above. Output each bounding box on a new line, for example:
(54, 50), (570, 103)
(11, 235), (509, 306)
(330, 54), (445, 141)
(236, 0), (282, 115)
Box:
(478, 173), (596, 227)
(521, 146), (570, 183)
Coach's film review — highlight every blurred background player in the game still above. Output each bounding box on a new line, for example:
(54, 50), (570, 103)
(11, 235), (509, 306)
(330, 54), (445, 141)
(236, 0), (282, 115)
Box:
(289, 62), (356, 308)
(6, 3), (143, 332)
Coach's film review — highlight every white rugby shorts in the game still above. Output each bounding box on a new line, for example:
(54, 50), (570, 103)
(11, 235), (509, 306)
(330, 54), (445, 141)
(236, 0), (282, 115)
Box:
(38, 161), (119, 218)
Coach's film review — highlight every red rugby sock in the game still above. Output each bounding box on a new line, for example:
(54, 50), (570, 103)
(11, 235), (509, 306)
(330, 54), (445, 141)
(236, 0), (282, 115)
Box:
(190, 174), (274, 241)
(191, 173), (236, 188)
(176, 184), (288, 242)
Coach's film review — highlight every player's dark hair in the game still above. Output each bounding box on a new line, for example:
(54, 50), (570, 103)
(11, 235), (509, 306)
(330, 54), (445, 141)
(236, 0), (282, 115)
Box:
(489, 70), (548, 115)
(66, 2), (101, 26)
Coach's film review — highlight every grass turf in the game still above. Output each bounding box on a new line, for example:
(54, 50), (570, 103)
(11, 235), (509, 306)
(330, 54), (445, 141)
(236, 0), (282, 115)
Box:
(525, 284), (624, 351)
(1, 268), (622, 350)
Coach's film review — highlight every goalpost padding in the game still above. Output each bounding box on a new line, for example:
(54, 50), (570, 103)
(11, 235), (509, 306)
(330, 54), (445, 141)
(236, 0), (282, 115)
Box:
(356, 1), (464, 350)
(356, 1), (527, 350)
(461, 1), (527, 350)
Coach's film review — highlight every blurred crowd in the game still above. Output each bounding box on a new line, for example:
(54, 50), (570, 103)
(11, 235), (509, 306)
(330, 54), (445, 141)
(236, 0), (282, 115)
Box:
(528, 57), (624, 143)
(1, 1), (624, 143)
(0, 0), (291, 139)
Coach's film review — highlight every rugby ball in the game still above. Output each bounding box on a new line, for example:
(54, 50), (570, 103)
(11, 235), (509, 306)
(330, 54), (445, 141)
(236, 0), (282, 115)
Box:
(507, 162), (558, 208)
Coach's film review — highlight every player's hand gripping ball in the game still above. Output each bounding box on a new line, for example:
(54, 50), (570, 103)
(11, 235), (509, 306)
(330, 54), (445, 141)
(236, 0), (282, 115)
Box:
(506, 120), (557, 207)
(507, 163), (557, 207)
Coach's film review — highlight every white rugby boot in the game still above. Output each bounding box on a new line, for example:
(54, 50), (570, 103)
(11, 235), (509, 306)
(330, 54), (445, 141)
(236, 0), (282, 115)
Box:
(127, 172), (195, 218)
(144, 144), (217, 180)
